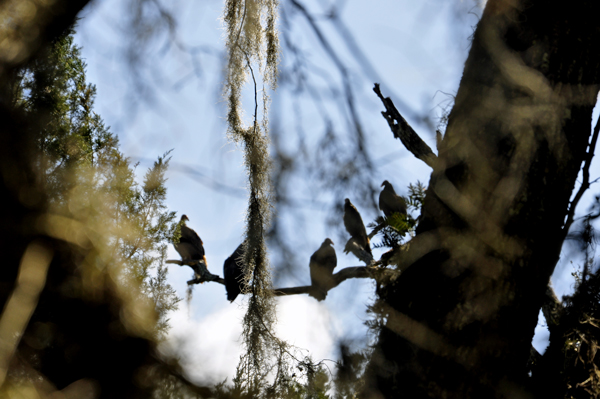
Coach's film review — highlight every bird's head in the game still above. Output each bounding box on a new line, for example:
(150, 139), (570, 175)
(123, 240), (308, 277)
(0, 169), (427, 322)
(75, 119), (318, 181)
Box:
(381, 180), (391, 188)
(181, 214), (190, 222)
(344, 198), (351, 205)
(323, 238), (334, 246)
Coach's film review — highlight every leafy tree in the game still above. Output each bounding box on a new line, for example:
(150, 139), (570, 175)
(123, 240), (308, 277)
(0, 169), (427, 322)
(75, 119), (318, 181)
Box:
(13, 29), (181, 338)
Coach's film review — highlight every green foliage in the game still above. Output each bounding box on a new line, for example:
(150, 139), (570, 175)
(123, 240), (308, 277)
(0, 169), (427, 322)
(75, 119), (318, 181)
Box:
(14, 29), (180, 339)
(406, 181), (426, 212)
(17, 31), (111, 193)
(371, 213), (413, 250)
(172, 215), (184, 245)
(370, 181), (425, 250)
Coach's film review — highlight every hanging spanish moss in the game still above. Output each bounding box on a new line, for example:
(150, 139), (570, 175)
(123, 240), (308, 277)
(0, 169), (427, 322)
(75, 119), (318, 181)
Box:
(223, 0), (282, 394)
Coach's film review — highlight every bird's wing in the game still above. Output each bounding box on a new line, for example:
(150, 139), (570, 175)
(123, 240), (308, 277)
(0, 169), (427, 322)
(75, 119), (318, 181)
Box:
(180, 225), (204, 255)
(174, 242), (203, 261)
(344, 205), (367, 238)
(323, 246), (337, 273)
(223, 244), (245, 302)
(311, 245), (337, 276)
(379, 191), (386, 213)
(381, 190), (407, 216)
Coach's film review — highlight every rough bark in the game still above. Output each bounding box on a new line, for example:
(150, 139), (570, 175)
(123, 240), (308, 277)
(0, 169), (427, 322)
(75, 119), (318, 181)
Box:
(363, 1), (600, 398)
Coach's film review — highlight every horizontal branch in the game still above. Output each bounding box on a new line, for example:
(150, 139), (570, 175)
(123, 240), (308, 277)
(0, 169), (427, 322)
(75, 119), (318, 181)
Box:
(167, 260), (393, 299)
(373, 83), (438, 169)
(166, 259), (224, 285)
(273, 266), (376, 296)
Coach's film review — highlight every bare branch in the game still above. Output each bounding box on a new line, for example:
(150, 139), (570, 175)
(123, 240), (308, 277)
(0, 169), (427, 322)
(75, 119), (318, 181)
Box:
(563, 113), (600, 236)
(373, 84), (438, 169)
(165, 260), (224, 285)
(273, 266), (386, 297)
(290, 0), (369, 156)
(167, 261), (394, 299)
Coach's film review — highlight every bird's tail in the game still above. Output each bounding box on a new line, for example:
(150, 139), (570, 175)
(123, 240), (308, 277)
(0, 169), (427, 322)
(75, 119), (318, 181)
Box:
(308, 287), (327, 301)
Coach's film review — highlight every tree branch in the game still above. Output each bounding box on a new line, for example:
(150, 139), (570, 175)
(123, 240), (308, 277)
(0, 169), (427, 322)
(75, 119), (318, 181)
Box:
(167, 261), (393, 298)
(373, 83), (438, 169)
(563, 113), (600, 236)
(273, 266), (380, 296)
(165, 260), (224, 285)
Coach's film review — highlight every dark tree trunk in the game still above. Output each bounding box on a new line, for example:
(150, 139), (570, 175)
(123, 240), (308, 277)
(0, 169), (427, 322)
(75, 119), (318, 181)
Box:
(364, 1), (600, 398)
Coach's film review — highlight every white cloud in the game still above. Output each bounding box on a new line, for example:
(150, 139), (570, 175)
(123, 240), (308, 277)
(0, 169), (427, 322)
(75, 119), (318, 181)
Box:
(274, 295), (342, 362)
(161, 302), (246, 384)
(160, 294), (342, 385)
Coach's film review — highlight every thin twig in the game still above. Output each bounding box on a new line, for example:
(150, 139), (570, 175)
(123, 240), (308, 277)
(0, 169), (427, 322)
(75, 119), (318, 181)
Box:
(290, 0), (368, 156)
(563, 113), (600, 236)
(327, 10), (421, 122)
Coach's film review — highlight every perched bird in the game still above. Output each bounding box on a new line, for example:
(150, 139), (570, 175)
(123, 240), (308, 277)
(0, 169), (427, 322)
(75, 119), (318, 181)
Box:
(379, 180), (407, 218)
(223, 243), (245, 302)
(343, 198), (372, 255)
(173, 215), (207, 276)
(344, 236), (374, 265)
(309, 238), (337, 301)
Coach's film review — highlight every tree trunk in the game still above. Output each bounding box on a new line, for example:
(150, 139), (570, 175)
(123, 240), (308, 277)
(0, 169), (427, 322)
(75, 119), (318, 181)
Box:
(364, 1), (600, 397)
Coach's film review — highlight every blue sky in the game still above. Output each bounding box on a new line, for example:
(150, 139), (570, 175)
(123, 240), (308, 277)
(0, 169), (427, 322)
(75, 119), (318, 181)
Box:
(72, 0), (598, 384)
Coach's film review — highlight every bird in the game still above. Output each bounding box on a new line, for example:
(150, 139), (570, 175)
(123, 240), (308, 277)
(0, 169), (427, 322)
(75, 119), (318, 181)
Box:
(379, 180), (407, 218)
(223, 243), (245, 302)
(343, 198), (372, 255)
(173, 214), (207, 276)
(343, 236), (373, 264)
(309, 238), (337, 301)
